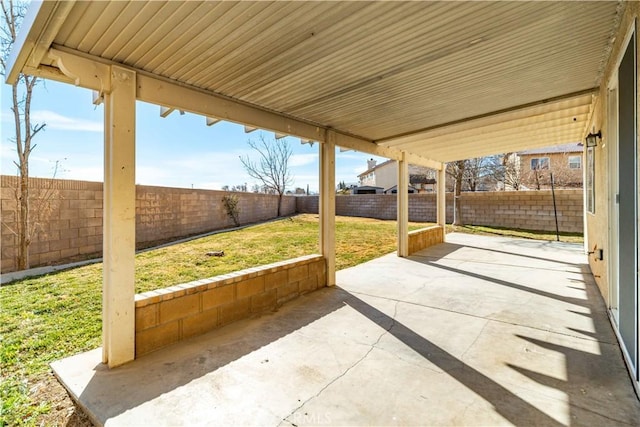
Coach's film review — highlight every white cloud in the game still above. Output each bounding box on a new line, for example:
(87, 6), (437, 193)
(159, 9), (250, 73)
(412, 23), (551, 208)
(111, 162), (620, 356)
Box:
(30, 110), (102, 132)
(289, 153), (317, 167)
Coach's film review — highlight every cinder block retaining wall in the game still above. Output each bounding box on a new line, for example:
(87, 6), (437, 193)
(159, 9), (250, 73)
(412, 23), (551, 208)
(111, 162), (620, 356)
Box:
(135, 254), (325, 356)
(296, 190), (583, 233)
(0, 176), (295, 273)
(408, 226), (445, 255)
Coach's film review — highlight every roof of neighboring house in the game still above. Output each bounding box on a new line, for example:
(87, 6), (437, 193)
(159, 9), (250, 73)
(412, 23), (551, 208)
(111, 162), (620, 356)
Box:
(384, 185), (418, 193)
(357, 159), (395, 178)
(518, 142), (584, 156)
(352, 186), (384, 191)
(410, 175), (437, 185)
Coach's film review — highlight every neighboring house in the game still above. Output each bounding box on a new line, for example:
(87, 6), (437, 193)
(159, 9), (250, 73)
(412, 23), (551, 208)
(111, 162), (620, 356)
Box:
(357, 159), (437, 193)
(517, 142), (584, 189)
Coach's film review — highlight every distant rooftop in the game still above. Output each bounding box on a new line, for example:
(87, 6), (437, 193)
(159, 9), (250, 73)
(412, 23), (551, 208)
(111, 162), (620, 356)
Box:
(518, 142), (583, 156)
(357, 159), (395, 178)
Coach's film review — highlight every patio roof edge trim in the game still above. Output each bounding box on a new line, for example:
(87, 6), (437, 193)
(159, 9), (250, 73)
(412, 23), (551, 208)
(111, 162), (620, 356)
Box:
(5, 0), (73, 85)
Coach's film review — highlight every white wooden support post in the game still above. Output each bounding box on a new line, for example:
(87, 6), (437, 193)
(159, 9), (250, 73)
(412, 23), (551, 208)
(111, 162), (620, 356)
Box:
(437, 166), (447, 242)
(319, 131), (336, 286)
(397, 152), (409, 257)
(103, 66), (136, 367)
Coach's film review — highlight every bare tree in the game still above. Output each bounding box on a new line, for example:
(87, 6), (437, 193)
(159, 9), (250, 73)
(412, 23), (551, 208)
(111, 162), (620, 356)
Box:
(239, 134), (293, 216)
(464, 156), (503, 191)
(502, 153), (522, 190)
(446, 160), (466, 226)
(1, 0), (46, 270)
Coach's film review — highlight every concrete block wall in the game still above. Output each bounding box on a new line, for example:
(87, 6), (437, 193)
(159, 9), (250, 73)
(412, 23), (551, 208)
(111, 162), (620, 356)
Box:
(134, 254), (325, 356)
(296, 189), (583, 233)
(1, 176), (103, 273)
(408, 226), (445, 255)
(1, 176), (296, 273)
(455, 190), (584, 233)
(136, 185), (296, 244)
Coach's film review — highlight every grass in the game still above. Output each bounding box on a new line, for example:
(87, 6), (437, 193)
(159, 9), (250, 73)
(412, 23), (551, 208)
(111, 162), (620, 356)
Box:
(447, 224), (584, 244)
(0, 214), (432, 426)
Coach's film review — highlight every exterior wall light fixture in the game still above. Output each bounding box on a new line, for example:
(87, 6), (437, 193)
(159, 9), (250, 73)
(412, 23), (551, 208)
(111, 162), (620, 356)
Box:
(585, 131), (602, 147)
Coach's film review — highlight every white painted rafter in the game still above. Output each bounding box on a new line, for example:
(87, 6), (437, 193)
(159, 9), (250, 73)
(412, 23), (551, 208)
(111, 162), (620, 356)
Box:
(206, 117), (221, 126)
(160, 106), (175, 118)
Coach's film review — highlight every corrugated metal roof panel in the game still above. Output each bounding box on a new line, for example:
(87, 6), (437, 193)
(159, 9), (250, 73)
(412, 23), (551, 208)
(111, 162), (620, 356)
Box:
(34, 1), (622, 162)
(380, 93), (594, 162)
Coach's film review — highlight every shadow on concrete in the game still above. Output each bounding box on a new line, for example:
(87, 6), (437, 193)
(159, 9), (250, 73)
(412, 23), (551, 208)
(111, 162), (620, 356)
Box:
(405, 252), (640, 425)
(58, 237), (639, 425)
(454, 242), (583, 266)
(72, 289), (349, 424)
(507, 269), (640, 425)
(343, 294), (566, 426)
(418, 258), (591, 308)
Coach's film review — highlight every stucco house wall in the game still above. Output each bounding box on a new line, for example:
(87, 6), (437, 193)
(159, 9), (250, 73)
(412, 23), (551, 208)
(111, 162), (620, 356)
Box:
(582, 3), (640, 387)
(358, 160), (436, 192)
(584, 2), (639, 304)
(518, 151), (584, 189)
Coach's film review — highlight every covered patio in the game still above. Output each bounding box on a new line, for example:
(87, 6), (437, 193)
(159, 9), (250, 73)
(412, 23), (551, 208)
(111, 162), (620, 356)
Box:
(53, 233), (640, 426)
(7, 1), (640, 423)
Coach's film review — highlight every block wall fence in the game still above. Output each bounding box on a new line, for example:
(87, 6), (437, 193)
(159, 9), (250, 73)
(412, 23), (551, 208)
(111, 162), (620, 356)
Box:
(1, 175), (582, 274)
(296, 190), (584, 234)
(0, 176), (295, 273)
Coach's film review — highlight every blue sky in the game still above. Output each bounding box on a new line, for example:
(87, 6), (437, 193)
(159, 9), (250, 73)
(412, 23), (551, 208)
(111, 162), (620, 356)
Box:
(1, 79), (386, 193)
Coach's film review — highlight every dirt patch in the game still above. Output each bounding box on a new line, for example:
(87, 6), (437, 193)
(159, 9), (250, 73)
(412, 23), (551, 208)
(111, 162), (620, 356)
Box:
(32, 372), (94, 427)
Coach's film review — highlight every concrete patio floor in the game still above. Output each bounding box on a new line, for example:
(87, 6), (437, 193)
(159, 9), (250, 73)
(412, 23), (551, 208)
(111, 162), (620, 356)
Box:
(52, 233), (640, 426)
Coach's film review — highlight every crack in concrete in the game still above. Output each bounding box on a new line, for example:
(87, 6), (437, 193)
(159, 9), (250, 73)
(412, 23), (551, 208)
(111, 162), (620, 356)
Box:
(347, 290), (618, 346)
(460, 320), (490, 362)
(280, 300), (400, 426)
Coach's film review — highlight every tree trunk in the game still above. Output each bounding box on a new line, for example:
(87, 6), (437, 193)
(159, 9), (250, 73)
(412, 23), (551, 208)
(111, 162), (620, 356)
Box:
(453, 180), (463, 226)
(17, 165), (30, 270)
(277, 193), (282, 217)
(453, 161), (464, 226)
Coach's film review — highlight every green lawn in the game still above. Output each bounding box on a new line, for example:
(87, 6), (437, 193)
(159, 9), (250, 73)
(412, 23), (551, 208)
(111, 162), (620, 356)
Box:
(0, 214), (431, 426)
(447, 224), (584, 244)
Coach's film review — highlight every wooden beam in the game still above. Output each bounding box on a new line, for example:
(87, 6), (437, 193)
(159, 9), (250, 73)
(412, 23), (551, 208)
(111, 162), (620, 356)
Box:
(320, 131), (336, 286)
(103, 65), (136, 368)
(41, 48), (442, 169)
(397, 153), (409, 257)
(160, 106), (175, 118)
(437, 167), (447, 241)
(6, 1), (75, 84)
(206, 117), (221, 126)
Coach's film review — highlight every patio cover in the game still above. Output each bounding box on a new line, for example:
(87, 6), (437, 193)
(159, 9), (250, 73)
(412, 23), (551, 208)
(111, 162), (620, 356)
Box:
(6, 1), (624, 367)
(7, 1), (620, 162)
